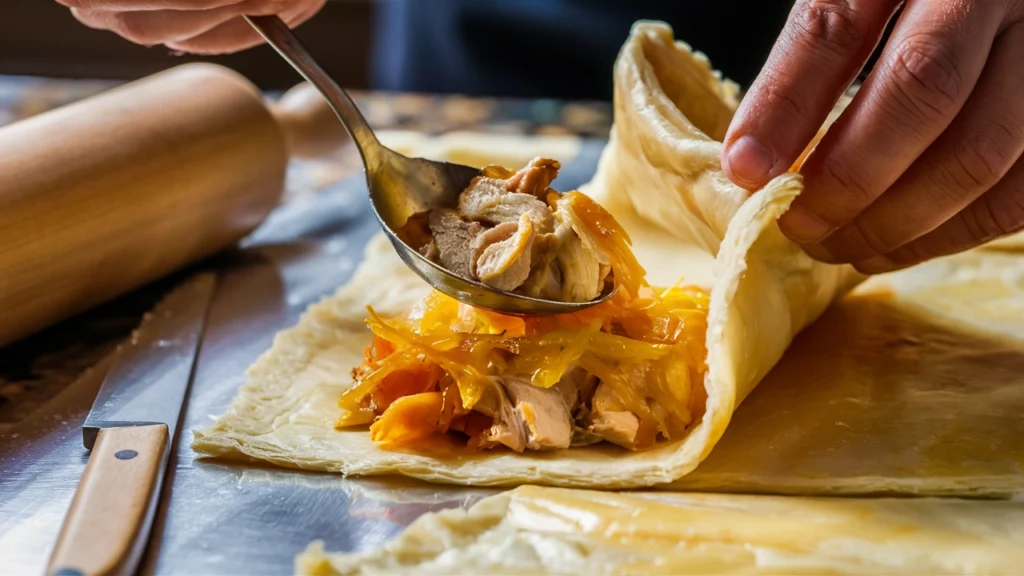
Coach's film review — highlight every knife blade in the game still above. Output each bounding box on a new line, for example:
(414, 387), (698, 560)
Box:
(47, 272), (216, 576)
(82, 272), (217, 450)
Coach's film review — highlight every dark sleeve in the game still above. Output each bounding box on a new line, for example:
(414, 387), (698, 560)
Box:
(370, 0), (792, 100)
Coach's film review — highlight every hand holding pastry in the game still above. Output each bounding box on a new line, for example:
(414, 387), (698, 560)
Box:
(723, 0), (1024, 273)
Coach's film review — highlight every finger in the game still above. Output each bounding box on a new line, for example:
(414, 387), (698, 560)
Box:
(814, 22), (1024, 264)
(166, 0), (324, 55)
(166, 18), (265, 54)
(853, 154), (1024, 274)
(71, 4), (247, 46)
(722, 0), (899, 190)
(58, 0), (245, 10)
(781, 0), (1005, 245)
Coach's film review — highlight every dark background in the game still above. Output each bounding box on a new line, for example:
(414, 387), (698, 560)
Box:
(2, 0), (375, 90)
(2, 1), (894, 100)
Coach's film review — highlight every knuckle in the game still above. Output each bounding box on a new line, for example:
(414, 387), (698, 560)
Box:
(978, 114), (1024, 162)
(941, 117), (1024, 193)
(821, 219), (892, 262)
(870, 242), (925, 274)
(961, 193), (1019, 243)
(109, 13), (160, 45)
(960, 206), (991, 244)
(790, 0), (866, 55)
(886, 35), (966, 118)
(820, 158), (878, 209)
(890, 240), (930, 265)
(986, 186), (1024, 238)
(930, 161), (983, 209)
(851, 218), (895, 257)
(950, 131), (1015, 190)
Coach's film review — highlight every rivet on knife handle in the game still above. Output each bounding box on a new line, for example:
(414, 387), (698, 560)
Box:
(47, 425), (169, 576)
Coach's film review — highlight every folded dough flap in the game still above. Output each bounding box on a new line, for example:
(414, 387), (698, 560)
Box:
(297, 485), (1024, 575)
(581, 21), (863, 468)
(192, 22), (859, 488)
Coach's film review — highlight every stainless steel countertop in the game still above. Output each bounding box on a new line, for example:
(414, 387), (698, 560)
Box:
(0, 141), (606, 575)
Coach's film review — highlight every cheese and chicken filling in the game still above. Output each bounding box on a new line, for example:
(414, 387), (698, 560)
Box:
(399, 157), (619, 302)
(337, 171), (709, 452)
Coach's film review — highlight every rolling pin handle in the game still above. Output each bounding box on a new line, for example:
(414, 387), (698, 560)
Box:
(271, 82), (353, 159)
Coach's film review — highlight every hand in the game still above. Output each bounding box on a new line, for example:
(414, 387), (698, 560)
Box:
(722, 0), (1024, 273)
(57, 0), (326, 55)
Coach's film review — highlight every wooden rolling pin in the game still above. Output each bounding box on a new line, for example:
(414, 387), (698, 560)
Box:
(0, 64), (345, 346)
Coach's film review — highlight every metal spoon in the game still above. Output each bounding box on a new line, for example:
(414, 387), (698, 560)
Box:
(245, 15), (613, 315)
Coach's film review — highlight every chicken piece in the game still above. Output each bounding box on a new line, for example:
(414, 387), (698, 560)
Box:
(471, 221), (517, 263)
(560, 367), (600, 447)
(521, 258), (562, 300)
(570, 429), (604, 447)
(552, 220), (604, 302)
(428, 208), (484, 279)
(449, 411), (493, 446)
(504, 157), (561, 198)
(474, 380), (527, 452)
(587, 378), (642, 449)
(567, 402), (599, 446)
(589, 411), (640, 449)
(502, 375), (572, 451)
(519, 232), (563, 300)
(554, 366), (596, 412)
(419, 239), (440, 261)
(556, 196), (612, 269)
(472, 215), (535, 292)
(458, 178), (555, 233)
(554, 200), (617, 301)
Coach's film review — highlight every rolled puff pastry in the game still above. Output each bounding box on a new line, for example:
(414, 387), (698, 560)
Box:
(192, 22), (860, 488)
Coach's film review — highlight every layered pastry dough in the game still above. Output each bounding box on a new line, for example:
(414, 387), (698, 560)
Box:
(297, 485), (1024, 575)
(193, 22), (1024, 495)
(193, 21), (860, 488)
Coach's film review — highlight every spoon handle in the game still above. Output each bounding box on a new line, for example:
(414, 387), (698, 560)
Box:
(244, 15), (381, 166)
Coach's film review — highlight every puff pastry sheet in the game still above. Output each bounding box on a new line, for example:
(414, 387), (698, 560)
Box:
(193, 21), (861, 488)
(193, 22), (1024, 495)
(297, 485), (1024, 575)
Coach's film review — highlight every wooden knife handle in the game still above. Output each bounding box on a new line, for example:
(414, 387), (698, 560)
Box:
(47, 425), (169, 576)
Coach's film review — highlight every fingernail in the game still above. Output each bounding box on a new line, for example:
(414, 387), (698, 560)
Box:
(780, 205), (834, 244)
(801, 242), (837, 263)
(854, 255), (896, 274)
(724, 135), (777, 189)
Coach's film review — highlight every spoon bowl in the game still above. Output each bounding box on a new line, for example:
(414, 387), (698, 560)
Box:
(247, 16), (615, 314)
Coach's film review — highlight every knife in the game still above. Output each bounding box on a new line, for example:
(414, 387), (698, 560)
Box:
(47, 273), (217, 576)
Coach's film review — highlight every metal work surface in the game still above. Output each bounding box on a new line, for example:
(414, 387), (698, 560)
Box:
(0, 141), (606, 575)
(83, 273), (216, 450)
